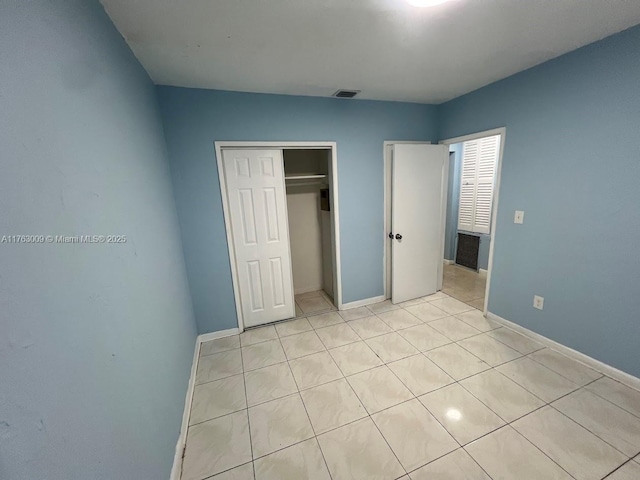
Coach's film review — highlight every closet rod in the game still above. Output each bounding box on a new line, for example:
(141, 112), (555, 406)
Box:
(285, 181), (328, 188)
(284, 174), (327, 180)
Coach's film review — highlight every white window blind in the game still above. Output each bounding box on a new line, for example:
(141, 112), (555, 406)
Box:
(457, 135), (500, 234)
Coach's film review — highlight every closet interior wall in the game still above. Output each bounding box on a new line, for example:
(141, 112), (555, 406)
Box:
(284, 149), (334, 301)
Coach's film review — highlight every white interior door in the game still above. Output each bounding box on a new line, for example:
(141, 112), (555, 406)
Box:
(391, 144), (448, 304)
(222, 149), (295, 327)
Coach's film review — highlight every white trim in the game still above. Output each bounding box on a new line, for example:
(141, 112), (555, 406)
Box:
(478, 268), (488, 277)
(294, 286), (324, 295)
(443, 259), (455, 265)
(198, 328), (240, 344)
(383, 141), (434, 145)
(340, 295), (386, 310)
(438, 149), (450, 292)
(383, 144), (393, 300)
(439, 127), (507, 317)
(329, 144), (343, 309)
(214, 141), (342, 331)
(382, 141), (432, 300)
(215, 141), (334, 149)
(170, 337), (200, 480)
(439, 128), (506, 147)
(486, 312), (640, 392)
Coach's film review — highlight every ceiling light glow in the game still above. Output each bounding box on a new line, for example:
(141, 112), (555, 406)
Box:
(406, 0), (453, 7)
(445, 408), (462, 421)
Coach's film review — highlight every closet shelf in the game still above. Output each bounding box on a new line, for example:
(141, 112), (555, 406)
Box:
(284, 174), (327, 180)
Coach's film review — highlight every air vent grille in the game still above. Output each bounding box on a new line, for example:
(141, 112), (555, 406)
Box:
(333, 90), (360, 98)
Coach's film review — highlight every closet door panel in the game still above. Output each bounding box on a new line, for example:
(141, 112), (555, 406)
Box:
(223, 149), (295, 327)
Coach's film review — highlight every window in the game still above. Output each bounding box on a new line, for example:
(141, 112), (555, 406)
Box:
(457, 135), (500, 234)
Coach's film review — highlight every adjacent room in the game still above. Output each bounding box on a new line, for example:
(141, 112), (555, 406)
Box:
(2, 1), (640, 479)
(441, 133), (502, 311)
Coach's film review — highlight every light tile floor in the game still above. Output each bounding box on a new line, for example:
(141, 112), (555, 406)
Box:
(295, 290), (337, 317)
(183, 293), (640, 480)
(443, 263), (487, 311)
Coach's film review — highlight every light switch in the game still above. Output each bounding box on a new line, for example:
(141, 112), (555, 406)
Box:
(514, 210), (525, 224)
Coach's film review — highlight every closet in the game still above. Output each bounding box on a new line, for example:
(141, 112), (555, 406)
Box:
(284, 149), (336, 316)
(218, 145), (338, 329)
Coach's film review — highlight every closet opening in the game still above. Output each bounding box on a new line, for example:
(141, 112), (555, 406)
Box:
(215, 141), (341, 331)
(284, 149), (337, 316)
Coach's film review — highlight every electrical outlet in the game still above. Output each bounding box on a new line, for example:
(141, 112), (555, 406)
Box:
(533, 295), (544, 310)
(514, 210), (525, 224)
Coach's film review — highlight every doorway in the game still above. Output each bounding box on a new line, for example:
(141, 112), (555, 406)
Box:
(215, 142), (342, 331)
(439, 128), (506, 314)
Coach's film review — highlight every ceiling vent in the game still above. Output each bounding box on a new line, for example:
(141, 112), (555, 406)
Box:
(333, 89), (360, 99)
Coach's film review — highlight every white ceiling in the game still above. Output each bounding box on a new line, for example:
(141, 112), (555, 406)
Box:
(101, 0), (640, 104)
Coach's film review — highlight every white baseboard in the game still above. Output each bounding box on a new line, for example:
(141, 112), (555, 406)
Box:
(294, 287), (324, 295)
(486, 312), (640, 392)
(198, 328), (241, 343)
(170, 327), (241, 480)
(170, 337), (200, 480)
(479, 268), (488, 277)
(340, 295), (386, 310)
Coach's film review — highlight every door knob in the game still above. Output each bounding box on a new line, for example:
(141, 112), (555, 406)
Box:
(395, 234), (403, 240)
(388, 232), (394, 239)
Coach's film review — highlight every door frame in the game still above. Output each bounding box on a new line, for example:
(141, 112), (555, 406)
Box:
(215, 141), (342, 332)
(383, 141), (439, 301)
(438, 127), (507, 316)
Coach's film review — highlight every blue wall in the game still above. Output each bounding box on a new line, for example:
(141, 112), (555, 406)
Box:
(157, 87), (438, 334)
(0, 1), (197, 478)
(438, 24), (640, 377)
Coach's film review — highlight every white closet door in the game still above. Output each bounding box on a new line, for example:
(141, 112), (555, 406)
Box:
(391, 144), (448, 304)
(222, 149), (295, 327)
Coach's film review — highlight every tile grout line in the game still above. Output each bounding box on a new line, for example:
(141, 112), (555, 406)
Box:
(376, 356), (466, 472)
(601, 457), (639, 480)
(452, 369), (612, 479)
(368, 410), (409, 477)
(200, 461), (254, 480)
(237, 341), (257, 480)
(276, 334), (335, 480)
(450, 372), (577, 479)
(384, 329), (572, 478)
(580, 380), (640, 420)
(371, 329), (547, 478)
(343, 349), (412, 477)
(341, 344), (494, 477)
(547, 398), (637, 460)
(463, 425), (579, 480)
(525, 351), (604, 386)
